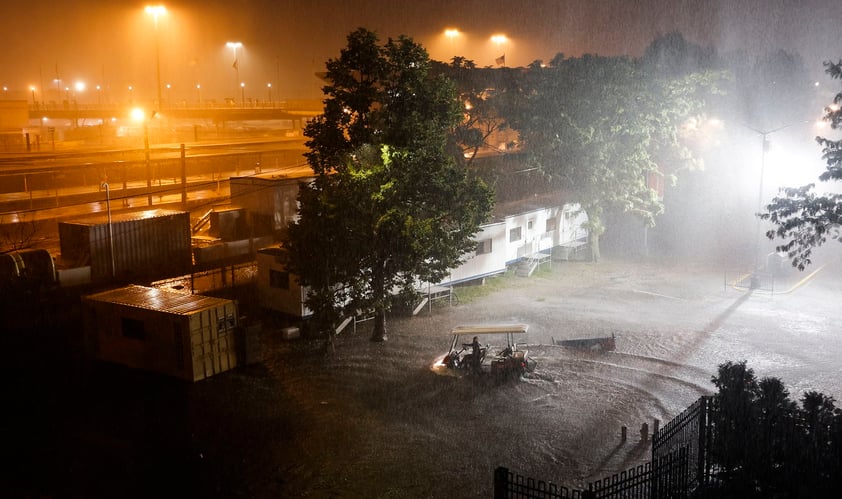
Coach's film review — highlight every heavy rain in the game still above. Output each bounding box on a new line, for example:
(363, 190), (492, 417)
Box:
(2, 1), (841, 498)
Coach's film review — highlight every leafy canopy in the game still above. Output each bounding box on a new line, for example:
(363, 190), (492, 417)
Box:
(284, 28), (493, 340)
(510, 53), (718, 257)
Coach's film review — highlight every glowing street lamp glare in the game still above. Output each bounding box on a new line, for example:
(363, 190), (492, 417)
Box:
(445, 28), (460, 39)
(130, 107), (145, 121)
(491, 34), (508, 45)
(145, 5), (167, 25)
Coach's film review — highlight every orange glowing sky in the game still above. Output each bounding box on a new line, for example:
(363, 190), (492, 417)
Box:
(1, 0), (839, 103)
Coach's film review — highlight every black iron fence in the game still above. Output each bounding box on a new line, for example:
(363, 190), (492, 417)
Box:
(496, 397), (713, 499)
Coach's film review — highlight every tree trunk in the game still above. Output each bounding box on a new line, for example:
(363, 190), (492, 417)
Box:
(590, 231), (601, 262)
(371, 308), (387, 342)
(370, 262), (388, 342)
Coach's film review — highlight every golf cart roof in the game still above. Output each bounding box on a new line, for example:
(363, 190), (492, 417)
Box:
(450, 324), (529, 336)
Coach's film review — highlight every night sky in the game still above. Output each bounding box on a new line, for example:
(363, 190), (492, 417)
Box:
(1, 0), (839, 102)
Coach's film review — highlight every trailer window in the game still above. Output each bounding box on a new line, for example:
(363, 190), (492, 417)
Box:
(270, 269), (290, 290)
(509, 226), (522, 242)
(476, 239), (492, 255)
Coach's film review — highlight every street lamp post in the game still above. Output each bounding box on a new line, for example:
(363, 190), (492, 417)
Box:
(267, 83), (272, 106)
(102, 182), (116, 277)
(196, 84), (201, 105)
(145, 5), (167, 112)
(227, 41), (242, 100)
(30, 86), (36, 107)
(744, 122), (795, 275)
(241, 82), (245, 107)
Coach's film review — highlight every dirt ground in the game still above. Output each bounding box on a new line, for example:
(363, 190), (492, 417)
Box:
(4, 256), (841, 498)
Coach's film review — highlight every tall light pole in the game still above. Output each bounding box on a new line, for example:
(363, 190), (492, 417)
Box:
(227, 41), (242, 101)
(240, 82), (246, 107)
(267, 82), (272, 106)
(491, 34), (508, 66)
(743, 122), (795, 274)
(145, 5), (167, 111)
(102, 182), (116, 277)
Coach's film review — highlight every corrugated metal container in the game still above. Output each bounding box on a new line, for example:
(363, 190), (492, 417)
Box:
(83, 285), (239, 382)
(59, 209), (192, 283)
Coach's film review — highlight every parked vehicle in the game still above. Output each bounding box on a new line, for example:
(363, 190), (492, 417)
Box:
(431, 324), (536, 380)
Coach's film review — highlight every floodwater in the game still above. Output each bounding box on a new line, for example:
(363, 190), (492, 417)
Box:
(4, 257), (840, 498)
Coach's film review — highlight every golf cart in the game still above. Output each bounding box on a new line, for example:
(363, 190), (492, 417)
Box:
(431, 324), (535, 380)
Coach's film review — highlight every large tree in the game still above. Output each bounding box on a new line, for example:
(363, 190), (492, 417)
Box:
(761, 60), (842, 270)
(511, 54), (716, 260)
(284, 28), (493, 342)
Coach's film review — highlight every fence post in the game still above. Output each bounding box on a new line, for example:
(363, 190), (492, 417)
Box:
(697, 396), (708, 490)
(493, 467), (509, 499)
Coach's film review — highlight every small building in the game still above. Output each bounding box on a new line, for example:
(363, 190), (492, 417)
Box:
(229, 168), (314, 236)
(83, 285), (239, 382)
(255, 193), (588, 318)
(59, 209), (192, 284)
(255, 246), (311, 317)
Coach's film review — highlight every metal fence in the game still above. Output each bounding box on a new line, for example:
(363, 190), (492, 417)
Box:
(495, 397), (713, 499)
(651, 396), (715, 493)
(494, 467), (584, 499)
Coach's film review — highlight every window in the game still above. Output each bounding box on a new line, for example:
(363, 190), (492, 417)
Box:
(476, 239), (493, 255)
(122, 317), (146, 340)
(270, 269), (290, 290)
(509, 227), (522, 242)
(527, 220), (533, 230)
(546, 217), (557, 233)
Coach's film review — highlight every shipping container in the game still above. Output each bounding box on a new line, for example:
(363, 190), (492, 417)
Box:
(59, 209), (192, 283)
(83, 285), (239, 382)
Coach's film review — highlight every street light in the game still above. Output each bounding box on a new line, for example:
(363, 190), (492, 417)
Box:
(196, 84), (201, 105)
(131, 107), (154, 206)
(267, 83), (272, 106)
(491, 34), (508, 66)
(145, 5), (167, 111)
(29, 86), (36, 106)
(227, 41), (242, 100)
(240, 82), (245, 107)
(101, 182), (116, 277)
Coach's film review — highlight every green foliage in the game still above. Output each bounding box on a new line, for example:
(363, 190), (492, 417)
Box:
(761, 59), (842, 270)
(284, 28), (493, 341)
(709, 360), (842, 497)
(508, 53), (719, 258)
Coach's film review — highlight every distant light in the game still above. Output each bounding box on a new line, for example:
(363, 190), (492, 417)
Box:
(241, 82), (245, 88)
(267, 83), (272, 88)
(829, 103), (841, 112)
(130, 108), (146, 121)
(2, 86), (7, 92)
(75, 81), (86, 92)
(145, 5), (167, 22)
(491, 34), (508, 45)
(30, 85), (36, 92)
(444, 28), (460, 39)
(226, 41), (243, 49)
(196, 84), (201, 89)
(166, 83), (171, 89)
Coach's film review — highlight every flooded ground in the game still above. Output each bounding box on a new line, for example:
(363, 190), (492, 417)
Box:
(4, 257), (841, 498)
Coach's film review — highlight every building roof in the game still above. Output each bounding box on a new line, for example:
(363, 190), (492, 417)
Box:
(60, 209), (187, 227)
(84, 284), (234, 315)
